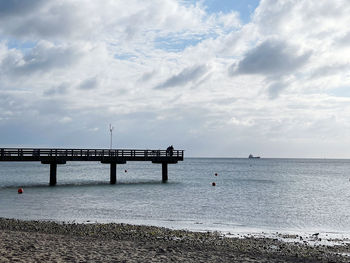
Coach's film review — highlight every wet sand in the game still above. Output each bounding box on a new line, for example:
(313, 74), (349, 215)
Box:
(0, 218), (349, 262)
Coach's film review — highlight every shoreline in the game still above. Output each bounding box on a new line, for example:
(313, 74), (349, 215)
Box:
(10, 216), (350, 246)
(0, 218), (349, 262)
(80, 218), (350, 247)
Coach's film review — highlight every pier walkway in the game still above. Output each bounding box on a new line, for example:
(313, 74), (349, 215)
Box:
(0, 148), (184, 186)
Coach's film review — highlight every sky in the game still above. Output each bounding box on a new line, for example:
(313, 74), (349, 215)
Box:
(1, 0), (350, 158)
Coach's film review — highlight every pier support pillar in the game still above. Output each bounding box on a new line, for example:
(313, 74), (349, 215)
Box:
(101, 160), (125, 184)
(110, 162), (117, 184)
(162, 163), (168, 183)
(41, 160), (66, 186)
(50, 163), (57, 186)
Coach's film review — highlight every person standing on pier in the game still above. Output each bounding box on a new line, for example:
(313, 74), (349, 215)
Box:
(166, 145), (174, 156)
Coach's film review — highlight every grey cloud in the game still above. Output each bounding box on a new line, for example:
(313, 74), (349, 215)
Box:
(12, 5), (79, 39)
(0, 43), (82, 77)
(231, 40), (311, 77)
(78, 77), (98, 90)
(0, 0), (45, 17)
(0, 92), (20, 116)
(0, 91), (69, 124)
(310, 64), (350, 79)
(155, 65), (208, 89)
(34, 98), (69, 115)
(44, 83), (69, 96)
(336, 32), (350, 46)
(0, 2), (84, 40)
(0, 50), (21, 76)
(267, 81), (288, 99)
(15, 43), (82, 75)
(0, 95), (75, 147)
(138, 70), (156, 82)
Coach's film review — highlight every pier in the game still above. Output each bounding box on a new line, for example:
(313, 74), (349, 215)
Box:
(0, 148), (184, 186)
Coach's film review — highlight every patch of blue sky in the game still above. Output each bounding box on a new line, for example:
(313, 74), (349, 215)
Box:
(328, 86), (350, 97)
(6, 38), (36, 51)
(114, 53), (138, 61)
(183, 0), (260, 24)
(154, 34), (212, 52)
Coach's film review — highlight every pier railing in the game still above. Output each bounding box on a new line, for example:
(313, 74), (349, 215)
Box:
(0, 148), (184, 160)
(0, 148), (183, 158)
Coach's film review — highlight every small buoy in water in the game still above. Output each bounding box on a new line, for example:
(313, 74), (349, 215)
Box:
(215, 173), (218, 176)
(212, 182), (216, 186)
(18, 188), (23, 194)
(125, 169), (127, 173)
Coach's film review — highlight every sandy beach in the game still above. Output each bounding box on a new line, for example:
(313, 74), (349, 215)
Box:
(0, 218), (349, 262)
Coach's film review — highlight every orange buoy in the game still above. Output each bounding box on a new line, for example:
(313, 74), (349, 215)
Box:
(18, 188), (23, 194)
(215, 173), (218, 176)
(212, 182), (216, 186)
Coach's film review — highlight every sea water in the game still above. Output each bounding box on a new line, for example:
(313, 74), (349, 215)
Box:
(0, 158), (349, 236)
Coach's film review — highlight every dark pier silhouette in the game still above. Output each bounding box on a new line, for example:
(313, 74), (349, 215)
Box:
(0, 148), (184, 186)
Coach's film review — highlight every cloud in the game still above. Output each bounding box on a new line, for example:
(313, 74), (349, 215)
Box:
(267, 80), (288, 99)
(0, 0), (45, 17)
(310, 64), (350, 79)
(336, 32), (350, 46)
(0, 1), (81, 40)
(230, 39), (311, 77)
(78, 77), (98, 90)
(1, 41), (83, 77)
(59, 116), (72, 123)
(43, 83), (69, 96)
(138, 70), (157, 82)
(0, 0), (211, 43)
(155, 64), (208, 89)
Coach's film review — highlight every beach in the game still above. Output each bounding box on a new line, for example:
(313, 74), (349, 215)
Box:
(0, 218), (349, 262)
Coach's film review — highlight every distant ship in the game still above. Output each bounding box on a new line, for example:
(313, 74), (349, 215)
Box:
(248, 154), (260, 159)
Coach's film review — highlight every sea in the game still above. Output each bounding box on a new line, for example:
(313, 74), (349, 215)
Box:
(0, 158), (350, 238)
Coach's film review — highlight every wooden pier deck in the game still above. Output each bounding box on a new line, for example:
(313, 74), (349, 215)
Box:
(0, 148), (184, 186)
